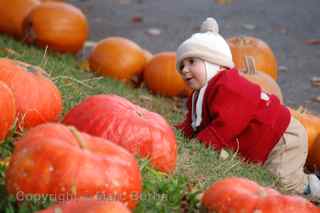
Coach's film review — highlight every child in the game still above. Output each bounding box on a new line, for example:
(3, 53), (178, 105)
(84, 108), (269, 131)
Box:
(175, 17), (320, 198)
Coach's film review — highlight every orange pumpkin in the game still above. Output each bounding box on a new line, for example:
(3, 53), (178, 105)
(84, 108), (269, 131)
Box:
(289, 107), (320, 171)
(227, 36), (278, 80)
(240, 56), (283, 103)
(63, 95), (177, 173)
(22, 2), (88, 53)
(89, 37), (146, 82)
(6, 123), (142, 209)
(37, 199), (131, 213)
(0, 58), (62, 130)
(143, 52), (192, 97)
(131, 49), (153, 87)
(202, 177), (319, 212)
(0, 82), (16, 142)
(0, 0), (40, 38)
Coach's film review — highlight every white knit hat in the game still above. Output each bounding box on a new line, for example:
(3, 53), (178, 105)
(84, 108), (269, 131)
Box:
(176, 17), (234, 70)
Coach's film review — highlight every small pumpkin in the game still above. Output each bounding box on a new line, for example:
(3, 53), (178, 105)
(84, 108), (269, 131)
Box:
(289, 107), (320, 171)
(202, 177), (319, 212)
(0, 0), (40, 38)
(0, 58), (62, 130)
(143, 52), (192, 97)
(0, 81), (16, 142)
(63, 95), (177, 173)
(22, 2), (88, 53)
(227, 36), (278, 80)
(6, 123), (142, 209)
(37, 199), (131, 213)
(89, 37), (146, 82)
(241, 56), (283, 103)
(131, 49), (153, 87)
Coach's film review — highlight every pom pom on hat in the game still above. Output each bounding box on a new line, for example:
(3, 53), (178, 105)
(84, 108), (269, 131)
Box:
(200, 17), (219, 34)
(176, 17), (234, 70)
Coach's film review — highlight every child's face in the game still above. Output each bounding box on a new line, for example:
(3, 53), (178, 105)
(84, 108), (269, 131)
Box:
(178, 57), (206, 90)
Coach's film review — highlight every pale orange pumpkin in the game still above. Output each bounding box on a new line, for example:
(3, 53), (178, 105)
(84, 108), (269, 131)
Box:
(0, 0), (40, 38)
(240, 56), (283, 103)
(227, 36), (278, 80)
(89, 37), (146, 82)
(289, 107), (320, 171)
(22, 2), (88, 53)
(143, 52), (192, 97)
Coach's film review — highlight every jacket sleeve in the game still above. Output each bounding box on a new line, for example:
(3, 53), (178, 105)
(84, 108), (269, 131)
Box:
(175, 97), (194, 138)
(196, 85), (254, 150)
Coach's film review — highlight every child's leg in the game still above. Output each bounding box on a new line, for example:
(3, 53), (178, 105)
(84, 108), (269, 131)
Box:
(264, 117), (308, 193)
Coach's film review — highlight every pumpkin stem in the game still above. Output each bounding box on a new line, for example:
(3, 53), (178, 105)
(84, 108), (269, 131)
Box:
(69, 126), (86, 149)
(244, 56), (257, 75)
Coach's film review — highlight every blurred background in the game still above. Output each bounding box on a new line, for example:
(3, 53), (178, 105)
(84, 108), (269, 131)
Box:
(71, 0), (320, 113)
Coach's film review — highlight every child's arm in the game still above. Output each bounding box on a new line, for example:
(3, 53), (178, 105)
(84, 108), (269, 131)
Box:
(196, 85), (254, 150)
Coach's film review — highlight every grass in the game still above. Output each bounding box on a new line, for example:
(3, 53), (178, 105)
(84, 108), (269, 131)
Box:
(0, 34), (281, 212)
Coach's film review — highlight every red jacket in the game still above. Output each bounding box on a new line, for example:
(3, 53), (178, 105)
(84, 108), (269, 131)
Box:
(176, 69), (291, 164)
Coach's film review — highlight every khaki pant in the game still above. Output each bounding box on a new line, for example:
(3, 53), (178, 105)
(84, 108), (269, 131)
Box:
(264, 117), (309, 193)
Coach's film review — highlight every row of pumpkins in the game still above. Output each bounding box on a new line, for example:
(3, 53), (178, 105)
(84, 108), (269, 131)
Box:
(0, 58), (319, 212)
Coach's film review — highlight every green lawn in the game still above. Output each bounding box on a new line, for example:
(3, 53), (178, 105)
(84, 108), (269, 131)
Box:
(0, 34), (281, 212)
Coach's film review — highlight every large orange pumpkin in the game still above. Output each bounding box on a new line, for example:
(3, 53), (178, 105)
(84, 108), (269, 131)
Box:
(22, 2), (88, 53)
(143, 52), (192, 97)
(240, 56), (283, 103)
(63, 95), (177, 173)
(0, 58), (62, 130)
(6, 123), (142, 209)
(0, 81), (16, 142)
(227, 36), (278, 80)
(289, 107), (320, 171)
(37, 199), (131, 213)
(89, 37), (146, 82)
(0, 0), (40, 38)
(202, 177), (319, 212)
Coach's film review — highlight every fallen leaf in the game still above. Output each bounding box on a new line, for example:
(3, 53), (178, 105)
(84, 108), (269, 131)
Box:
(304, 39), (320, 45)
(146, 28), (161, 36)
(219, 149), (229, 160)
(242, 24), (256, 30)
(279, 65), (288, 72)
(215, 0), (233, 5)
(312, 96), (320, 103)
(131, 16), (143, 23)
(311, 77), (320, 87)
(84, 41), (97, 48)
